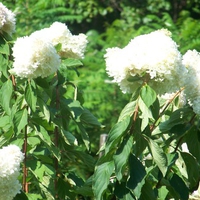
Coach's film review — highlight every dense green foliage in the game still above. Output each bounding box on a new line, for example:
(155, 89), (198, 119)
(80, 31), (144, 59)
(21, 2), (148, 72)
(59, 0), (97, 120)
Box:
(1, 0), (200, 199)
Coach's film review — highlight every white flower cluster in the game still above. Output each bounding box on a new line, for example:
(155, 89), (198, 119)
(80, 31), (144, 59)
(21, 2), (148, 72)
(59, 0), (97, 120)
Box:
(11, 22), (88, 79)
(11, 36), (61, 79)
(0, 2), (15, 35)
(181, 50), (200, 115)
(31, 22), (88, 59)
(0, 144), (24, 200)
(105, 29), (184, 94)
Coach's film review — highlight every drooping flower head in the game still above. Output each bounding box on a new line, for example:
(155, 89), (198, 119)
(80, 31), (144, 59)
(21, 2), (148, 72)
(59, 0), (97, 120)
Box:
(0, 144), (24, 200)
(181, 49), (200, 115)
(105, 29), (184, 94)
(0, 2), (15, 35)
(31, 22), (88, 59)
(10, 34), (61, 79)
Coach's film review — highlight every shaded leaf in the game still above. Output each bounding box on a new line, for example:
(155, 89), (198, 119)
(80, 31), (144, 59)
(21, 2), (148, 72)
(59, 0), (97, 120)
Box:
(127, 153), (146, 198)
(80, 108), (101, 126)
(168, 173), (189, 200)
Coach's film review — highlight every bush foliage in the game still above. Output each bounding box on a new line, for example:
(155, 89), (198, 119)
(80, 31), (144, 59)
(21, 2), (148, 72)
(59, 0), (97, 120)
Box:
(1, 0), (200, 199)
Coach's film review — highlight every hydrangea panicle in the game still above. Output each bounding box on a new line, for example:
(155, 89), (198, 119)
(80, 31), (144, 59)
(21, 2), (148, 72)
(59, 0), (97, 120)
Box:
(31, 21), (88, 59)
(105, 29), (184, 94)
(181, 49), (200, 115)
(0, 145), (24, 200)
(10, 34), (61, 79)
(0, 2), (15, 35)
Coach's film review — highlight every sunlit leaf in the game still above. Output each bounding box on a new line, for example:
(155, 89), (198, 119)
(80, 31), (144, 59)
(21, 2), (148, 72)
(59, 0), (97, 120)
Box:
(105, 116), (130, 154)
(140, 84), (156, 108)
(25, 81), (37, 112)
(144, 135), (168, 176)
(118, 101), (136, 122)
(13, 108), (28, 134)
(93, 161), (114, 200)
(113, 135), (133, 180)
(0, 79), (13, 115)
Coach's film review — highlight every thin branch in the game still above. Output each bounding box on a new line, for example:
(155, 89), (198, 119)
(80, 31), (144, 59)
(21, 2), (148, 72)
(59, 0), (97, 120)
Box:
(150, 88), (184, 131)
(23, 124), (28, 192)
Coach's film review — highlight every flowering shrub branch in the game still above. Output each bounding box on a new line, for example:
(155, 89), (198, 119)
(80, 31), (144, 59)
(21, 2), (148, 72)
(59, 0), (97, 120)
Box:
(1, 2), (200, 200)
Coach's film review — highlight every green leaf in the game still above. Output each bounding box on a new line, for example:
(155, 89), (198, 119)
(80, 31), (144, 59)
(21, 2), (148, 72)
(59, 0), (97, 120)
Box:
(35, 76), (49, 88)
(127, 153), (146, 198)
(140, 84), (156, 108)
(140, 180), (157, 200)
(158, 186), (169, 200)
(185, 126), (200, 162)
(118, 101), (136, 122)
(0, 36), (10, 55)
(0, 115), (10, 128)
(168, 173), (189, 200)
(25, 81), (37, 112)
(176, 152), (199, 189)
(0, 79), (13, 115)
(113, 135), (133, 181)
(114, 181), (135, 199)
(60, 130), (78, 146)
(138, 97), (154, 131)
(76, 122), (90, 150)
(105, 116), (130, 154)
(72, 150), (95, 169)
(93, 161), (114, 200)
(166, 152), (178, 169)
(0, 54), (9, 77)
(159, 108), (192, 132)
(80, 108), (101, 126)
(14, 191), (29, 200)
(144, 135), (168, 176)
(62, 58), (83, 68)
(35, 126), (60, 161)
(13, 108), (28, 134)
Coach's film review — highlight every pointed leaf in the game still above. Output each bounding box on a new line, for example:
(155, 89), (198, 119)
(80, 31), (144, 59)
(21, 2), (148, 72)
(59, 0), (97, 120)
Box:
(25, 81), (37, 112)
(140, 84), (156, 107)
(127, 153), (146, 198)
(0, 79), (13, 115)
(105, 116), (130, 154)
(113, 135), (133, 180)
(0, 36), (10, 55)
(168, 173), (189, 200)
(118, 101), (136, 122)
(13, 108), (28, 134)
(144, 135), (168, 176)
(93, 161), (114, 200)
(80, 109), (101, 126)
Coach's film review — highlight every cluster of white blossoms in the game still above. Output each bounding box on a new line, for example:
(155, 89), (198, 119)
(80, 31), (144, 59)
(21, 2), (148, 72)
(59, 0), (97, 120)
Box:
(105, 28), (200, 115)
(10, 21), (88, 79)
(105, 29), (185, 94)
(0, 144), (24, 200)
(31, 22), (88, 59)
(181, 50), (200, 115)
(11, 36), (61, 79)
(0, 2), (15, 35)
